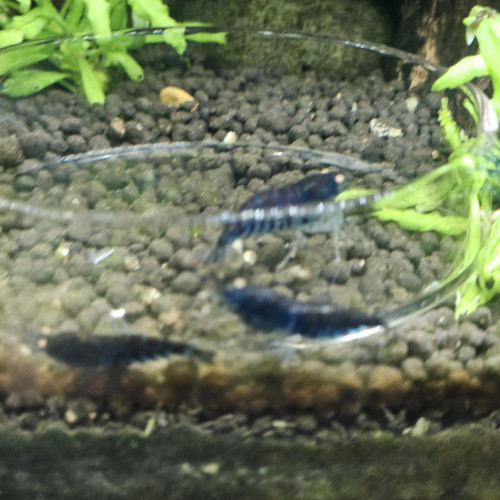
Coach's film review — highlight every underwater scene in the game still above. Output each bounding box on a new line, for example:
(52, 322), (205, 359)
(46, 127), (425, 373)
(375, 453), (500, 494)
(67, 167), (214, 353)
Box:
(2, 1), (500, 498)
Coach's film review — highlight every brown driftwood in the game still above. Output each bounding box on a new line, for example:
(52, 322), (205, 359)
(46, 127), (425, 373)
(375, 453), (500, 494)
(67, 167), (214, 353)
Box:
(396, 0), (500, 89)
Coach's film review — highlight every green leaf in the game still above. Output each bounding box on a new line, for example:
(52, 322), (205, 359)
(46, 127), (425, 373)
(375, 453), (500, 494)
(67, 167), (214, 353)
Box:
(109, 0), (128, 30)
(64, 0), (85, 32)
(140, 28), (187, 53)
(474, 16), (500, 118)
(456, 210), (500, 317)
(186, 32), (226, 45)
(461, 193), (482, 268)
(126, 0), (175, 26)
(0, 29), (24, 48)
(12, 15), (46, 38)
(431, 55), (488, 91)
(462, 98), (479, 130)
(83, 0), (111, 42)
(179, 22), (226, 45)
(105, 51), (143, 81)
(455, 275), (484, 317)
(143, 33), (167, 44)
(0, 42), (55, 75)
(372, 208), (467, 235)
(373, 161), (462, 212)
(16, 0), (31, 14)
(0, 68), (67, 96)
(126, 0), (187, 53)
(438, 97), (465, 150)
(6, 5), (51, 38)
(335, 187), (374, 201)
(77, 56), (106, 104)
(162, 30), (186, 54)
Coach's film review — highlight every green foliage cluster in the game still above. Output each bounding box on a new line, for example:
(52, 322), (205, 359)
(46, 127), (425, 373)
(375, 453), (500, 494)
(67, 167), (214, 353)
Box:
(371, 5), (500, 317)
(338, 5), (500, 317)
(0, 0), (224, 103)
(432, 5), (500, 119)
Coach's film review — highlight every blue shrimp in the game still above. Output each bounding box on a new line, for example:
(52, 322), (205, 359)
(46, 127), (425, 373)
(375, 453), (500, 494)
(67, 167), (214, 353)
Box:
(207, 171), (347, 262)
(40, 332), (214, 367)
(224, 284), (383, 340)
(223, 260), (474, 346)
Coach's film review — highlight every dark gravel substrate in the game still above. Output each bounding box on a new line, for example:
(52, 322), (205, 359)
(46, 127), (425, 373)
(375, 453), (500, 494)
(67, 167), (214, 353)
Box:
(3, 416), (500, 500)
(0, 45), (499, 434)
(2, 411), (500, 499)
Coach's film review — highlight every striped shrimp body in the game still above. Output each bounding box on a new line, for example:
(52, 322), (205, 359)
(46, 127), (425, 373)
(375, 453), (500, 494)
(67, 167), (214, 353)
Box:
(39, 332), (214, 367)
(223, 284), (384, 341)
(239, 171), (347, 210)
(207, 171), (347, 262)
(223, 258), (475, 347)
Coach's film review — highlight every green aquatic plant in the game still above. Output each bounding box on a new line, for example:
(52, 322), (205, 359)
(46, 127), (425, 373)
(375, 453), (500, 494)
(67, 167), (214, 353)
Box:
(0, 0), (225, 104)
(432, 5), (500, 119)
(363, 5), (500, 317)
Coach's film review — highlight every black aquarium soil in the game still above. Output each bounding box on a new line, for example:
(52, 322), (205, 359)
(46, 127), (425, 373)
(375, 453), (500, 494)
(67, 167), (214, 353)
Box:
(0, 41), (499, 498)
(0, 47), (498, 412)
(1, 417), (500, 499)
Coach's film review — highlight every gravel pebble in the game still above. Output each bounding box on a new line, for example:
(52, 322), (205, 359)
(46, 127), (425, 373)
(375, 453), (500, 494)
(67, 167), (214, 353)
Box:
(468, 307), (493, 329)
(19, 130), (52, 158)
(256, 234), (288, 268)
(296, 415), (318, 434)
(171, 271), (202, 295)
(420, 232), (440, 255)
(0, 134), (23, 166)
(103, 274), (136, 306)
(401, 357), (427, 382)
(484, 354), (500, 376)
(322, 261), (350, 284)
(457, 345), (476, 363)
(368, 365), (404, 392)
(149, 239), (175, 262)
(61, 280), (97, 317)
(424, 350), (455, 379)
(377, 340), (409, 365)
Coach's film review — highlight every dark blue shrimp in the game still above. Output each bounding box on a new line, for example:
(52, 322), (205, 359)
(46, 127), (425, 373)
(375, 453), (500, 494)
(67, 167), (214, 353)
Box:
(224, 284), (383, 339)
(40, 332), (214, 367)
(223, 258), (477, 343)
(208, 171), (347, 262)
(240, 171), (346, 210)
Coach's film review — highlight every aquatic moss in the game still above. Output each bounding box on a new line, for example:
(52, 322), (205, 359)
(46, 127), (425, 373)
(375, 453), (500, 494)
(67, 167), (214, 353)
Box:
(173, 0), (391, 77)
